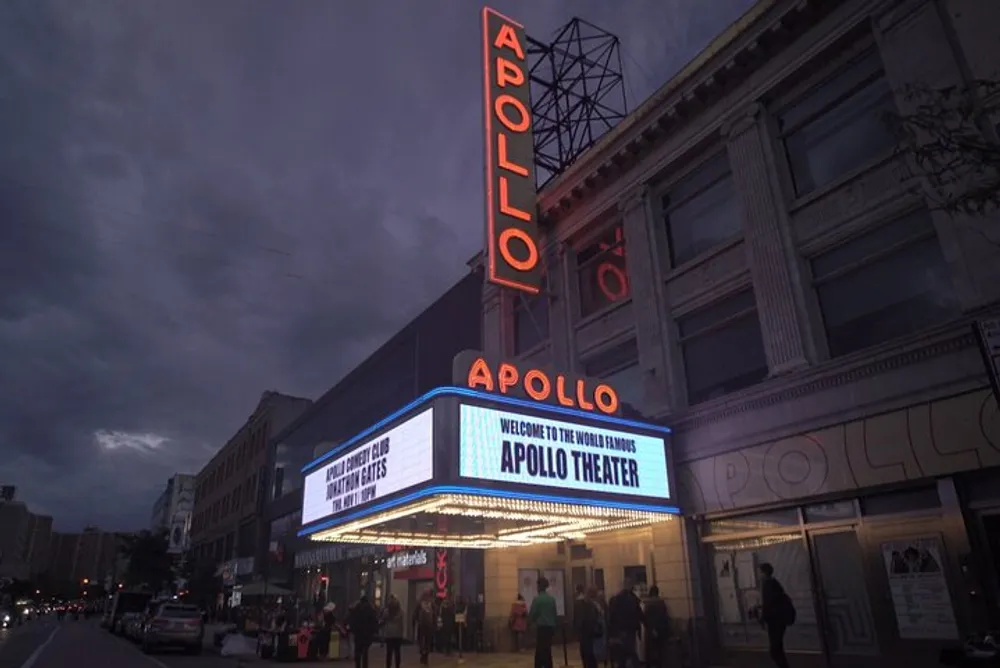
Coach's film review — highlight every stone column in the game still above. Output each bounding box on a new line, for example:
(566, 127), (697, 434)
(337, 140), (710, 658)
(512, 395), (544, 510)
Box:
(725, 104), (813, 374)
(561, 242), (583, 373)
(651, 517), (706, 666)
(619, 185), (678, 414)
(483, 547), (518, 651)
(481, 282), (503, 360)
(545, 243), (572, 371)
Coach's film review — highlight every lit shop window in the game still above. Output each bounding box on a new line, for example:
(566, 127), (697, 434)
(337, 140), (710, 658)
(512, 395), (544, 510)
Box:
(707, 533), (822, 652)
(577, 225), (630, 318)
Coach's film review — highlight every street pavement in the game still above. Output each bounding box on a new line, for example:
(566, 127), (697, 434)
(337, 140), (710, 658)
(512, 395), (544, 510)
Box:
(0, 617), (594, 668)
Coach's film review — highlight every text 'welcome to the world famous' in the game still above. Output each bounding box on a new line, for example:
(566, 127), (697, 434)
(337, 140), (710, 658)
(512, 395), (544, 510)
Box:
(498, 416), (644, 489)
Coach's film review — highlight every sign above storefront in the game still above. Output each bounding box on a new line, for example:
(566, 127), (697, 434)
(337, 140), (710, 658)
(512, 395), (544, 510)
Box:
(458, 402), (670, 500)
(482, 6), (541, 295)
(298, 387), (677, 548)
(453, 350), (622, 416)
(301, 408), (435, 525)
(386, 549), (429, 570)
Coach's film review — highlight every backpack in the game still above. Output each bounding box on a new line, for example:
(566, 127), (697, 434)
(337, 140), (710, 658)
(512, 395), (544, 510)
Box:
(781, 591), (797, 626)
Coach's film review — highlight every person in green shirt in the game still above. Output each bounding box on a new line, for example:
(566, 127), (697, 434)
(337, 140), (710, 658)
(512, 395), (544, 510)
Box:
(528, 576), (557, 668)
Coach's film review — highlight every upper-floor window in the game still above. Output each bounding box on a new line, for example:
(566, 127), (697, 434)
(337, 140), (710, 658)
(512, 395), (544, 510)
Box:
(582, 339), (644, 411)
(577, 224), (630, 318)
(662, 152), (741, 266)
(811, 209), (960, 358)
(778, 48), (897, 197)
(513, 291), (549, 354)
(678, 290), (769, 405)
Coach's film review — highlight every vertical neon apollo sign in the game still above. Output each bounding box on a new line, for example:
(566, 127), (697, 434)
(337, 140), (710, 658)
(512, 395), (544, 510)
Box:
(482, 7), (541, 295)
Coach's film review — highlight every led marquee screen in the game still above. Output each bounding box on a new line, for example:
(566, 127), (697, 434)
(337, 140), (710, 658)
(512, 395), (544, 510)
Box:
(458, 403), (670, 500)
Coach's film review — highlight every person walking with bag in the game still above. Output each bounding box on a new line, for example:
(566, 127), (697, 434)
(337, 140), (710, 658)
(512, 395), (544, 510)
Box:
(380, 595), (404, 668)
(759, 562), (795, 668)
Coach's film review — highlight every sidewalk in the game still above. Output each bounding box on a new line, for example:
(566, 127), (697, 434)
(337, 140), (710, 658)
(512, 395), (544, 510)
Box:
(282, 641), (584, 667)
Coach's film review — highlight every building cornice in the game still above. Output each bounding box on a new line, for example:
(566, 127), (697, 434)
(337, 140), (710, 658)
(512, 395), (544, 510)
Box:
(535, 0), (849, 225)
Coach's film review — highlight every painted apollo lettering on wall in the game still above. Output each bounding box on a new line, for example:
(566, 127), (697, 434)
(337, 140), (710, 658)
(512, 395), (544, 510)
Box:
(482, 7), (540, 294)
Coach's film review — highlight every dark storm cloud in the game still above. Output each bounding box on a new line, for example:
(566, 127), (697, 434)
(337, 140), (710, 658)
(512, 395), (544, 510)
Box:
(0, 0), (753, 530)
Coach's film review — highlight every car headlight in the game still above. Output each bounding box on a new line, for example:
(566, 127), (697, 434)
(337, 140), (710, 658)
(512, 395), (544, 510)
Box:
(3, 615), (9, 622)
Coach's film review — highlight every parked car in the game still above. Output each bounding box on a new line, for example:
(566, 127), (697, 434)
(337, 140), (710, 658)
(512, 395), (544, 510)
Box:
(104, 590), (153, 635)
(119, 612), (143, 639)
(140, 603), (203, 655)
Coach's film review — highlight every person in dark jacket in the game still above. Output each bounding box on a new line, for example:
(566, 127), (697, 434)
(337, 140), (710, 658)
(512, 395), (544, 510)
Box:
(642, 586), (670, 668)
(347, 596), (379, 668)
(759, 563), (791, 668)
(575, 586), (603, 668)
(439, 594), (456, 654)
(607, 578), (644, 668)
(381, 595), (405, 668)
(412, 589), (437, 665)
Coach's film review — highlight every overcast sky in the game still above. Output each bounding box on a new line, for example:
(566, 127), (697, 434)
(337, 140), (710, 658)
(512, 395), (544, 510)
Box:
(0, 0), (753, 532)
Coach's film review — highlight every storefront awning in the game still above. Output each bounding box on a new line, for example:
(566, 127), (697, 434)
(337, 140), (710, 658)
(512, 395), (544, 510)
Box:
(297, 387), (679, 549)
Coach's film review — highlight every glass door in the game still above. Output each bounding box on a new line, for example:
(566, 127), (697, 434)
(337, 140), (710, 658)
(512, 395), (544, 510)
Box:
(808, 528), (880, 666)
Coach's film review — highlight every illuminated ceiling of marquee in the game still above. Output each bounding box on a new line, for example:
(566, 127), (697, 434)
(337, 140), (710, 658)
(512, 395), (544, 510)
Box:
(307, 493), (675, 549)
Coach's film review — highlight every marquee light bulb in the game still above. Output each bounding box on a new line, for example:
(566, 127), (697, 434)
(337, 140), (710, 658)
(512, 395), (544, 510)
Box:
(309, 492), (674, 549)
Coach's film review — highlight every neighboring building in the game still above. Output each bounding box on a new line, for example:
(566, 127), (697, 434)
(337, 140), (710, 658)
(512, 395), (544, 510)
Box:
(0, 497), (53, 580)
(0, 499), (33, 580)
(25, 512), (53, 577)
(189, 391), (312, 579)
(44, 527), (125, 588)
(265, 267), (483, 617)
(150, 474), (196, 554)
(468, 0), (1000, 666)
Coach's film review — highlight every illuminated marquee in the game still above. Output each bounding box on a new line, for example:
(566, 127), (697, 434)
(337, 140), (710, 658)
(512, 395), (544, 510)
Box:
(452, 350), (621, 416)
(298, 388), (677, 550)
(482, 7), (540, 294)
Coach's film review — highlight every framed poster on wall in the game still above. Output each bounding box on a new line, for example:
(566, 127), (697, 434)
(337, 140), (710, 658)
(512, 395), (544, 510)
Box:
(880, 536), (958, 640)
(517, 568), (567, 617)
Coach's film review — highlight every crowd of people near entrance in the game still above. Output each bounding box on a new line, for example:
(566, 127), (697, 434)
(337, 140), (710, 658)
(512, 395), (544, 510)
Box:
(519, 563), (794, 668)
(254, 589), (479, 668)
(512, 575), (674, 668)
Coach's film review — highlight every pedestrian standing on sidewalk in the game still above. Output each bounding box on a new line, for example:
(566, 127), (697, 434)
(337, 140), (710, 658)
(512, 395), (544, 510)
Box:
(412, 589), (437, 666)
(642, 586), (670, 668)
(509, 593), (528, 652)
(575, 587), (603, 668)
(528, 576), (557, 668)
(608, 578), (644, 668)
(380, 594), (404, 668)
(348, 595), (379, 668)
(759, 563), (795, 668)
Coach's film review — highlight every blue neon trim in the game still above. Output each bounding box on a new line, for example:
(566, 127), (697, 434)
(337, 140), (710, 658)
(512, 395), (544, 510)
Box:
(300, 386), (672, 473)
(296, 483), (680, 538)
